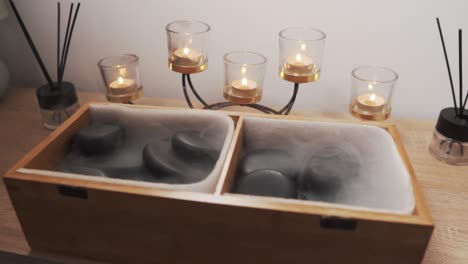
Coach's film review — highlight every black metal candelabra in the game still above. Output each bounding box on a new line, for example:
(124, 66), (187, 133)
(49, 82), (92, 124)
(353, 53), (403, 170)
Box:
(180, 74), (300, 115)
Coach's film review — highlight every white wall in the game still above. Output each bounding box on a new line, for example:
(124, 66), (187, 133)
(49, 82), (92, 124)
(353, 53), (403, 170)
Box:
(1, 0), (467, 119)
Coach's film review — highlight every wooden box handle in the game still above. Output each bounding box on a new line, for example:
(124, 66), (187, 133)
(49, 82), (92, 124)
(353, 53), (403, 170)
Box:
(57, 185), (88, 199)
(320, 216), (357, 231)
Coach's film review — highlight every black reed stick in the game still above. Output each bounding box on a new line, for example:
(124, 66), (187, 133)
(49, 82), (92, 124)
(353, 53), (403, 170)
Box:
(59, 2), (81, 82)
(459, 29), (463, 116)
(8, 0), (54, 88)
(59, 3), (74, 82)
(57, 2), (60, 80)
(436, 18), (459, 115)
(461, 29), (468, 114)
(463, 90), (468, 113)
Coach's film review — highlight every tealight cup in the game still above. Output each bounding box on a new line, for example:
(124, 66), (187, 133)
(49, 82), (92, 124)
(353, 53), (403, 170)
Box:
(349, 66), (398, 121)
(279, 27), (326, 83)
(223, 51), (267, 104)
(98, 54), (143, 103)
(166, 20), (210, 74)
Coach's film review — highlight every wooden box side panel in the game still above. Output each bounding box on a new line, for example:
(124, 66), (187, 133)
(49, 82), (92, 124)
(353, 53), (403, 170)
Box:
(7, 104), (91, 174)
(215, 117), (244, 195)
(387, 125), (433, 222)
(5, 178), (432, 264)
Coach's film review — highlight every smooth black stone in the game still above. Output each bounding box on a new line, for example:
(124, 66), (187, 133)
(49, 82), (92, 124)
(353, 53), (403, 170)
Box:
(299, 146), (361, 195)
(143, 139), (215, 181)
(74, 123), (124, 155)
(143, 141), (184, 177)
(61, 166), (106, 177)
(238, 149), (298, 180)
(234, 169), (296, 198)
(172, 130), (219, 160)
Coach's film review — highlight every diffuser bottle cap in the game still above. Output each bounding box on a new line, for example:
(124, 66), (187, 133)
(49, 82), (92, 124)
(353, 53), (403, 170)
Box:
(36, 82), (78, 110)
(435, 107), (468, 142)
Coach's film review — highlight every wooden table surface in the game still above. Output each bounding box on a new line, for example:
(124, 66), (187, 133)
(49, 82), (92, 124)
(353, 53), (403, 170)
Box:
(0, 87), (467, 263)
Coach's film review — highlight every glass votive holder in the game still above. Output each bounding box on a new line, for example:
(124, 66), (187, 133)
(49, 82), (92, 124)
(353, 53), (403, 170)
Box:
(166, 20), (210, 74)
(429, 107), (468, 165)
(349, 66), (398, 121)
(279, 27), (326, 83)
(97, 54), (143, 103)
(223, 51), (267, 105)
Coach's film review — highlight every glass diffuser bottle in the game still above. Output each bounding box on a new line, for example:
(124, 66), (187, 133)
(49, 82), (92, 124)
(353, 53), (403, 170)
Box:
(429, 108), (468, 165)
(37, 82), (79, 130)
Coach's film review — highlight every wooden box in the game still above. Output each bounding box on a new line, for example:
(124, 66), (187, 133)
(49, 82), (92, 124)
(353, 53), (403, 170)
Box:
(4, 103), (433, 264)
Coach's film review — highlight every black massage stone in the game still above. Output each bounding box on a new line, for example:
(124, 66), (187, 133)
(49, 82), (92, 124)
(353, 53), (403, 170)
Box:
(234, 169), (296, 198)
(143, 141), (184, 177)
(74, 123), (124, 155)
(143, 138), (215, 182)
(238, 149), (298, 179)
(172, 130), (218, 160)
(300, 146), (361, 195)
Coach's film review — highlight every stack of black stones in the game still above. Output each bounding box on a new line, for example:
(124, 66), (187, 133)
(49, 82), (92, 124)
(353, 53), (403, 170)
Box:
(234, 147), (361, 202)
(59, 122), (219, 184)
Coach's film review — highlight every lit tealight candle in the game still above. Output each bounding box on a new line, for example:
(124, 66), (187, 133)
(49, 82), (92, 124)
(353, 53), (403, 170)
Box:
(231, 78), (258, 97)
(171, 47), (202, 66)
(285, 53), (315, 74)
(109, 76), (137, 95)
(357, 93), (385, 112)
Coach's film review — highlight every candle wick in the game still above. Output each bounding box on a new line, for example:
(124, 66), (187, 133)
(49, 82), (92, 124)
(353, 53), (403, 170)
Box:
(118, 77), (124, 84)
(183, 47), (189, 56)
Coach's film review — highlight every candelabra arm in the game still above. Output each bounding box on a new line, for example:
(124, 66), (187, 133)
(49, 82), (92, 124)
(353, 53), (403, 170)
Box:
(204, 102), (274, 114)
(279, 83), (299, 115)
(182, 74), (194, 108)
(180, 74), (300, 115)
(249, 104), (280, 114)
(187, 74), (208, 107)
(203, 102), (234, 110)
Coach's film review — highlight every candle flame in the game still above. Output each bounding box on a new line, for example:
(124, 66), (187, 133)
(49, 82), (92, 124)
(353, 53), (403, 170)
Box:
(241, 66), (246, 74)
(368, 83), (373, 90)
(119, 67), (126, 77)
(241, 78), (247, 86)
(300, 43), (306, 51)
(295, 54), (302, 62)
(370, 93), (376, 102)
(183, 47), (189, 55)
(118, 76), (124, 85)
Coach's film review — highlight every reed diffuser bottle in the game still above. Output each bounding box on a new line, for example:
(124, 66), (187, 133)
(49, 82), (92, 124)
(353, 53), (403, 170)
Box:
(429, 18), (468, 165)
(9, 0), (81, 129)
